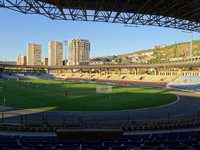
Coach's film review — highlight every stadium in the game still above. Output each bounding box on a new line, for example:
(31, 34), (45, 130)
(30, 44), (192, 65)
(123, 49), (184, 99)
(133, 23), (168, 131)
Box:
(0, 0), (200, 150)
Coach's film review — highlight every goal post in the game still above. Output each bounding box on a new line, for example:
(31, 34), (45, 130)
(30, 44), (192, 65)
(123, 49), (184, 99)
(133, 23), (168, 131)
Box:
(96, 86), (112, 93)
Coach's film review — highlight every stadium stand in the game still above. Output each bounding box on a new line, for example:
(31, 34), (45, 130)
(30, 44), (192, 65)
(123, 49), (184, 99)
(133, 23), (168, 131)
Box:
(1, 130), (200, 150)
(167, 76), (200, 91)
(55, 73), (178, 87)
(1, 72), (56, 80)
(54, 72), (200, 90)
(2, 71), (199, 90)
(0, 70), (200, 149)
(53, 72), (199, 91)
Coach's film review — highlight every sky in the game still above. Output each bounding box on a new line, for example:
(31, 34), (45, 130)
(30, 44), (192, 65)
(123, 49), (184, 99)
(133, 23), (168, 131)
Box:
(0, 8), (200, 61)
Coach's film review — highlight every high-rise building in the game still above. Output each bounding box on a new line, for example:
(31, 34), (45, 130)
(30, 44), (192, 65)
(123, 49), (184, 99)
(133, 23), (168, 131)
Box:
(68, 39), (90, 66)
(42, 58), (48, 66)
(27, 43), (42, 66)
(16, 55), (27, 65)
(48, 41), (63, 66)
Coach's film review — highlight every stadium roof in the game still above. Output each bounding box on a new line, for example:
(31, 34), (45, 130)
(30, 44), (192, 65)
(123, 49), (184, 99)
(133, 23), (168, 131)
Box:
(0, 0), (200, 32)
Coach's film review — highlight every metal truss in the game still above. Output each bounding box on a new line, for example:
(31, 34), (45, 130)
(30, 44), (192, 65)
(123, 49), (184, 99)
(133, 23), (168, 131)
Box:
(0, 0), (200, 32)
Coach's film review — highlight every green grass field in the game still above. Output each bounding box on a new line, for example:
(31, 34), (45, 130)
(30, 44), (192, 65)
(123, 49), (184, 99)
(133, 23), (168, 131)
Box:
(0, 79), (177, 111)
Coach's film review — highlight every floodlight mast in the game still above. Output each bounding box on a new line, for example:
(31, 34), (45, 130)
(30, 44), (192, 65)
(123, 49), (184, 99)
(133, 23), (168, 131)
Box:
(182, 31), (193, 58)
(189, 32), (193, 58)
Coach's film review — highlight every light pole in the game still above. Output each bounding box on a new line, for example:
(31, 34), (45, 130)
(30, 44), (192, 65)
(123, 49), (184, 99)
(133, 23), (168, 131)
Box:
(182, 31), (193, 58)
(189, 31), (193, 58)
(64, 40), (68, 66)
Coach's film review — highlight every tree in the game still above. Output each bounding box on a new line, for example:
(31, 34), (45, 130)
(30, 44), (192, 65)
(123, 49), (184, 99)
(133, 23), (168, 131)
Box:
(114, 57), (122, 63)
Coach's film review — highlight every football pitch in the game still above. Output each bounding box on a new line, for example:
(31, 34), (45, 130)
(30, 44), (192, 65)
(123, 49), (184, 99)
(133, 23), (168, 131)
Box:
(0, 79), (177, 111)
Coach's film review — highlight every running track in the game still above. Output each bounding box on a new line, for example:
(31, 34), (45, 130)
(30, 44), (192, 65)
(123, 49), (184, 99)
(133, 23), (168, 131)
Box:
(1, 89), (200, 125)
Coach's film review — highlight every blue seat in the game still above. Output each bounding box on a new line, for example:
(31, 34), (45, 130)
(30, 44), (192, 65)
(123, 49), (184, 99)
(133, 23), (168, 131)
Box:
(82, 144), (107, 150)
(163, 140), (180, 146)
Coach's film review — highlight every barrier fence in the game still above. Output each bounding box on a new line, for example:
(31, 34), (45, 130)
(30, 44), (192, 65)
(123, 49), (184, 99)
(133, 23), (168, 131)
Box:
(1, 112), (200, 132)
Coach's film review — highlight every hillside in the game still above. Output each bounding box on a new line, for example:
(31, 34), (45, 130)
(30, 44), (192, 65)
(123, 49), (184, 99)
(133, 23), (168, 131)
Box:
(91, 40), (200, 64)
(119, 40), (200, 59)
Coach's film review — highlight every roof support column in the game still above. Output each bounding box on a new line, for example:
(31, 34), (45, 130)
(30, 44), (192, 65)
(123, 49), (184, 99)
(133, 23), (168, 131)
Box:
(153, 68), (159, 76)
(106, 69), (109, 75)
(89, 69), (92, 74)
(178, 68), (183, 76)
(79, 69), (82, 74)
(118, 68), (121, 75)
(133, 68), (138, 76)
(98, 69), (102, 75)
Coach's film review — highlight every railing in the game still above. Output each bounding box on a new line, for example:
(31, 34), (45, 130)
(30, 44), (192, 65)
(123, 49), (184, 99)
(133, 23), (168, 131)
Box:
(1, 112), (200, 132)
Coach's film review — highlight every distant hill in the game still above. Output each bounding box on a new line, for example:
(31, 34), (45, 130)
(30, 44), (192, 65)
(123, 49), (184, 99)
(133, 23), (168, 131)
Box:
(119, 40), (200, 59)
(91, 40), (200, 64)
